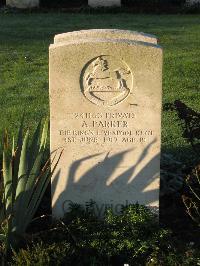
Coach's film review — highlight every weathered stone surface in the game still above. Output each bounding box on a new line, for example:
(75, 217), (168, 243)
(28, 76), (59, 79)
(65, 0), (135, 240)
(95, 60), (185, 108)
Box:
(88, 0), (121, 7)
(6, 0), (39, 8)
(54, 29), (157, 45)
(50, 30), (162, 218)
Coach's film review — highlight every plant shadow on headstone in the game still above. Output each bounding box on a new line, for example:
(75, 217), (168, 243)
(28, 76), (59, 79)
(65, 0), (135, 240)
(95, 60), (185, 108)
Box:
(52, 139), (160, 217)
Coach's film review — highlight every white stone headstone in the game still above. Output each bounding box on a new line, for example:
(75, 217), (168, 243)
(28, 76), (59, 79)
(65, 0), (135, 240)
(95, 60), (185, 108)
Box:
(6, 0), (39, 8)
(50, 29), (162, 218)
(88, 0), (121, 7)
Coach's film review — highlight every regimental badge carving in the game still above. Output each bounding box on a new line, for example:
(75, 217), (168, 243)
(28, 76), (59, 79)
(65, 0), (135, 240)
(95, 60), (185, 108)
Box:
(81, 55), (133, 107)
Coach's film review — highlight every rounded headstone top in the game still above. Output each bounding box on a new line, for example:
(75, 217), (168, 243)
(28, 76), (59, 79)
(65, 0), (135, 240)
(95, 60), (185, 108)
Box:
(54, 29), (157, 45)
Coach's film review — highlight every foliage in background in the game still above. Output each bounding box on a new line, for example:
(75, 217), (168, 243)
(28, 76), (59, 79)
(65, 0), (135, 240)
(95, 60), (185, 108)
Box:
(160, 153), (184, 196)
(39, 0), (186, 8)
(40, 0), (87, 8)
(174, 100), (200, 226)
(165, 100), (200, 228)
(173, 100), (200, 156)
(122, 0), (186, 8)
(10, 202), (200, 265)
(37, 0), (200, 13)
(0, 118), (61, 258)
(183, 164), (200, 226)
(123, 0), (185, 4)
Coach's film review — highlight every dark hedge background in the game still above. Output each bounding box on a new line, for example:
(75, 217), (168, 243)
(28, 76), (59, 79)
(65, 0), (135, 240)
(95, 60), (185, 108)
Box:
(39, 0), (186, 8)
(0, 0), (6, 7)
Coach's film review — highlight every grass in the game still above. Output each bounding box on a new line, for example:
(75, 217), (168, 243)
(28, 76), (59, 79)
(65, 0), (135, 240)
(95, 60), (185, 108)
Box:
(0, 12), (199, 162)
(9, 203), (200, 265)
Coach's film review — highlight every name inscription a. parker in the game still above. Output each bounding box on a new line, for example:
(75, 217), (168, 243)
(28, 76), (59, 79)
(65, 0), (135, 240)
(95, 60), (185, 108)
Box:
(59, 112), (154, 145)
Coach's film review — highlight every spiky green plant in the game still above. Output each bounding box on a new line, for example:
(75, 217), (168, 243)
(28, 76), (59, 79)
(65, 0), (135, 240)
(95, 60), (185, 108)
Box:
(0, 118), (62, 254)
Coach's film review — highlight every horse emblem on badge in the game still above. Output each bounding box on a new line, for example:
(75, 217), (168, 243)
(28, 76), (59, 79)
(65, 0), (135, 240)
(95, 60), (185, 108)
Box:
(81, 55), (133, 107)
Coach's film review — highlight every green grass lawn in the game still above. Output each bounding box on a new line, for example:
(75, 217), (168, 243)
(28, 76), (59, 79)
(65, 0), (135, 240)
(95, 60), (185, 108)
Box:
(0, 13), (199, 162)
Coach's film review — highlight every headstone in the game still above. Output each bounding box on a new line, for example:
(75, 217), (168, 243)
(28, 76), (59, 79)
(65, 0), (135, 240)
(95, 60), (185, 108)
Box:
(88, 0), (121, 7)
(50, 29), (162, 218)
(6, 0), (39, 8)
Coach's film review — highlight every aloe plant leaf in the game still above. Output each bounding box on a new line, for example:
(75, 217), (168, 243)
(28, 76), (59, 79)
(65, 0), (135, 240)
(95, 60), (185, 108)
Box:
(39, 118), (49, 152)
(13, 121), (49, 233)
(3, 129), (9, 150)
(13, 131), (29, 233)
(28, 120), (42, 173)
(1, 117), (59, 251)
(21, 121), (48, 216)
(15, 130), (29, 200)
(27, 119), (48, 188)
(3, 135), (13, 217)
(17, 114), (25, 147)
(32, 151), (62, 215)
(24, 156), (53, 222)
(12, 136), (15, 157)
(27, 152), (44, 191)
(20, 151), (44, 214)
(24, 169), (50, 230)
(24, 151), (63, 229)
(12, 115), (25, 200)
(0, 202), (5, 225)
